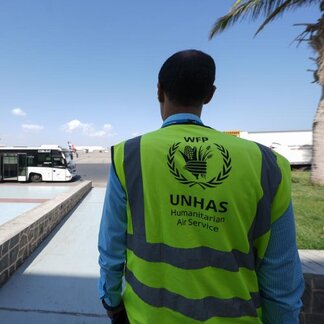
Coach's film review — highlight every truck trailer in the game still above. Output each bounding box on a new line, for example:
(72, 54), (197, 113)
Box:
(224, 130), (312, 167)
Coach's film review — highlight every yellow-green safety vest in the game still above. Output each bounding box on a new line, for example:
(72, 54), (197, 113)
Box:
(112, 123), (291, 324)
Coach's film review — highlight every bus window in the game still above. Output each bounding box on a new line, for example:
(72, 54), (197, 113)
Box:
(3, 154), (18, 179)
(27, 155), (36, 166)
(37, 152), (52, 167)
(53, 157), (65, 167)
(62, 150), (73, 166)
(3, 155), (17, 165)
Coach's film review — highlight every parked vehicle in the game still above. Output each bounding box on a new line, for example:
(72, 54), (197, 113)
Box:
(225, 130), (312, 167)
(0, 145), (77, 182)
(270, 142), (312, 167)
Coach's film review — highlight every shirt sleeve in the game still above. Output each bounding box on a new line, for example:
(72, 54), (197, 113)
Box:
(258, 202), (305, 323)
(98, 165), (127, 307)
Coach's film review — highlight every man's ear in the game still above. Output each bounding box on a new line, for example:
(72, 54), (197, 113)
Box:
(157, 83), (165, 103)
(203, 85), (216, 104)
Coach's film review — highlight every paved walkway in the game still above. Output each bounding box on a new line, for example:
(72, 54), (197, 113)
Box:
(299, 250), (324, 275)
(0, 188), (108, 323)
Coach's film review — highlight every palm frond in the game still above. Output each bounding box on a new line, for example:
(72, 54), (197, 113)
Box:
(209, 0), (263, 39)
(210, 0), (321, 39)
(255, 0), (296, 35)
(261, 0), (320, 15)
(255, 0), (321, 35)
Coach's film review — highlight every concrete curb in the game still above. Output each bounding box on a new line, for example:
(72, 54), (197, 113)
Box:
(0, 181), (92, 287)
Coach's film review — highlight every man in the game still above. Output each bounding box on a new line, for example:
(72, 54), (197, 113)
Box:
(98, 49), (304, 323)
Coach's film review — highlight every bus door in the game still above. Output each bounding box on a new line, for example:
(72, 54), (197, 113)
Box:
(2, 154), (18, 181)
(18, 153), (27, 182)
(52, 156), (67, 181)
(0, 154), (3, 181)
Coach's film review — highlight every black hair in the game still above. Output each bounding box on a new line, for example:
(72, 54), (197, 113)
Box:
(158, 49), (216, 106)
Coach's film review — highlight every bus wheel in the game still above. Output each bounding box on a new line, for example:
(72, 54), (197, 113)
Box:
(30, 174), (42, 182)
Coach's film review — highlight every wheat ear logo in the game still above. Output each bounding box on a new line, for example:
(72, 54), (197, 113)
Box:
(167, 143), (232, 189)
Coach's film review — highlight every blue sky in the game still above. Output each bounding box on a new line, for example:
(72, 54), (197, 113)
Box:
(0, 0), (321, 148)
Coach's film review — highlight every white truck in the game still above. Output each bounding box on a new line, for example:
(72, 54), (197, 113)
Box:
(225, 130), (312, 167)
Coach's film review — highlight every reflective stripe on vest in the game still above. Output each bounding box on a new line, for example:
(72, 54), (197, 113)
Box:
(253, 143), (282, 240)
(123, 135), (282, 319)
(126, 269), (261, 321)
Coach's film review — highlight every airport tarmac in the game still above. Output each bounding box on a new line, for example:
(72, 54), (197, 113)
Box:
(73, 152), (110, 187)
(74, 150), (111, 164)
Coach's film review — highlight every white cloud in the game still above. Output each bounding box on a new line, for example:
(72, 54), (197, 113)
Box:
(63, 119), (92, 133)
(22, 124), (44, 131)
(12, 108), (26, 117)
(103, 124), (112, 130)
(62, 120), (116, 138)
(103, 124), (116, 137)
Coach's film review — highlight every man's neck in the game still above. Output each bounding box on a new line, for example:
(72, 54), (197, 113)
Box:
(162, 113), (203, 127)
(162, 104), (202, 121)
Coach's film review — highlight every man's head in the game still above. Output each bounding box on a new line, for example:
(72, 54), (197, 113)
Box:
(158, 49), (216, 119)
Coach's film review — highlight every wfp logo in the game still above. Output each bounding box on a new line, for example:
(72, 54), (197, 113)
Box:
(181, 145), (212, 179)
(167, 142), (232, 189)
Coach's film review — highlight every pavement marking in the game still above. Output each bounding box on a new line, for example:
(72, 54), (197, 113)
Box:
(0, 198), (49, 203)
(0, 307), (107, 318)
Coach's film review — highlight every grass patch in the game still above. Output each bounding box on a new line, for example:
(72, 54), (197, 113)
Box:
(291, 171), (324, 249)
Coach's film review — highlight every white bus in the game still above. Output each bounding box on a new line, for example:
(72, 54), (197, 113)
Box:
(0, 145), (77, 182)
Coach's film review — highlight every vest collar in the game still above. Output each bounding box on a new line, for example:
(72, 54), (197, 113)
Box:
(162, 113), (204, 128)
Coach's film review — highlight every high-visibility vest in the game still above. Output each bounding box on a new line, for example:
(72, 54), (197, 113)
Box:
(112, 123), (291, 323)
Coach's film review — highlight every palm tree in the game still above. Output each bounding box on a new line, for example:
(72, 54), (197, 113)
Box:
(210, 0), (324, 185)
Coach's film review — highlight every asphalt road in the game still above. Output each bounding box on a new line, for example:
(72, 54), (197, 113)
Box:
(0, 163), (110, 188)
(76, 163), (110, 187)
